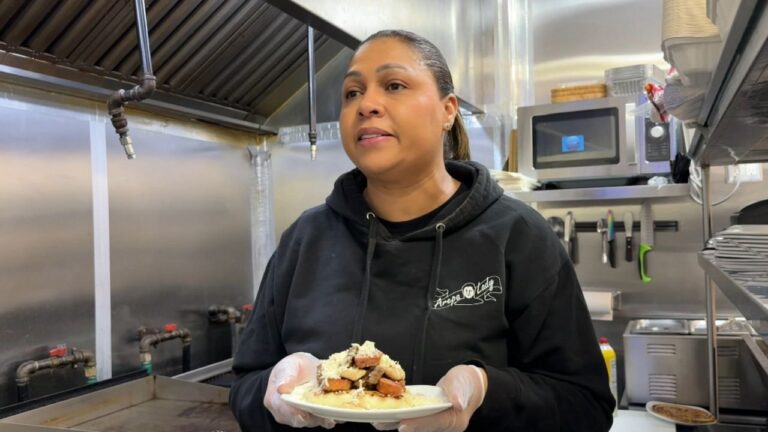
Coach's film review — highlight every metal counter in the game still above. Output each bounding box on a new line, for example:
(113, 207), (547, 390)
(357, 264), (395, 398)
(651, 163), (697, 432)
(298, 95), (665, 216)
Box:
(0, 376), (238, 432)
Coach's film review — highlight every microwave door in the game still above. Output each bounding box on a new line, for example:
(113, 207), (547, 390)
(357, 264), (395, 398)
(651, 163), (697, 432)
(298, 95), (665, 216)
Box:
(525, 100), (630, 181)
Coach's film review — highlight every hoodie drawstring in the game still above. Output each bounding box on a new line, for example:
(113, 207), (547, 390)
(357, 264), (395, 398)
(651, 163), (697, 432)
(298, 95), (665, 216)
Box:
(412, 222), (445, 384)
(352, 212), (378, 343)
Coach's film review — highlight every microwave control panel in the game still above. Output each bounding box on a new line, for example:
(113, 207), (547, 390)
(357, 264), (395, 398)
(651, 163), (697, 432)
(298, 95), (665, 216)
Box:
(644, 119), (671, 162)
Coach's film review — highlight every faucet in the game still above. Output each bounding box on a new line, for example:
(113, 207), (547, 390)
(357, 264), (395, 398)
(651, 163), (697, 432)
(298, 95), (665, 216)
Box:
(15, 345), (96, 403)
(138, 323), (192, 375)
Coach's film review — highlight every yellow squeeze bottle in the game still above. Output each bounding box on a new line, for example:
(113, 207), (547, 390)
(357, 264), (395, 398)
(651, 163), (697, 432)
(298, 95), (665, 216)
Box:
(599, 337), (618, 415)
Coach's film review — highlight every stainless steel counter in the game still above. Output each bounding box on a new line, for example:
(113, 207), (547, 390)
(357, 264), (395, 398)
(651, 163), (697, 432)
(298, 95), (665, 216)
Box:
(0, 376), (238, 431)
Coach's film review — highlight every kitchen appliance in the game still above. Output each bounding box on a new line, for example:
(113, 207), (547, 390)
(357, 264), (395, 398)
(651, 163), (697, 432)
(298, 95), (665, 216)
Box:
(624, 319), (768, 411)
(517, 95), (677, 183)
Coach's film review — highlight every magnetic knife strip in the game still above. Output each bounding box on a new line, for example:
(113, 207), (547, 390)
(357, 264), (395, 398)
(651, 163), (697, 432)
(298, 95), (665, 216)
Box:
(573, 221), (678, 233)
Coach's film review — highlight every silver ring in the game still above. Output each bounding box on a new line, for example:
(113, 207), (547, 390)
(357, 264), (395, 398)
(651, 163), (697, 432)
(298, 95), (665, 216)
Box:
(435, 222), (446, 231)
(366, 212), (375, 220)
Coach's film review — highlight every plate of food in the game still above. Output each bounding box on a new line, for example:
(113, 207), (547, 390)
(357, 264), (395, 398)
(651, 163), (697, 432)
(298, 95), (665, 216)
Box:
(645, 401), (717, 426)
(281, 341), (452, 423)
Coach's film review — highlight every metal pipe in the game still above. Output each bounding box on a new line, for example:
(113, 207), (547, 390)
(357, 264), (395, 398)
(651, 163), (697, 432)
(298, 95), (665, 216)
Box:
(230, 321), (240, 358)
(182, 344), (192, 373)
(134, 0), (153, 76)
(15, 349), (97, 403)
(16, 384), (29, 403)
(307, 25), (318, 160)
(207, 305), (242, 324)
(208, 305), (244, 357)
(107, 0), (156, 159)
(138, 327), (192, 375)
(701, 164), (719, 418)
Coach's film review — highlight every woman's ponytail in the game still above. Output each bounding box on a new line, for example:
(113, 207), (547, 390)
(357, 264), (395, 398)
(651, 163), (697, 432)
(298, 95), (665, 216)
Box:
(447, 115), (470, 161)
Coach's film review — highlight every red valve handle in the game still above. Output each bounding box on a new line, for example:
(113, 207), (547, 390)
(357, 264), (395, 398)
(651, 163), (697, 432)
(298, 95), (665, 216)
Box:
(48, 345), (68, 357)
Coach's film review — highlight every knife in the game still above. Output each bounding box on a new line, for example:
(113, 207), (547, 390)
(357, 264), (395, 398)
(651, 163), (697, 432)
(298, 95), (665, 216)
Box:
(597, 218), (608, 265)
(607, 210), (616, 268)
(639, 201), (654, 283)
(565, 212), (579, 264)
(564, 212), (573, 261)
(624, 212), (634, 262)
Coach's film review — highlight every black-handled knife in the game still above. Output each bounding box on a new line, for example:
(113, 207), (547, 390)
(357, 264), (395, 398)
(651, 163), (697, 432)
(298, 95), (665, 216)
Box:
(607, 210), (616, 268)
(624, 211), (633, 262)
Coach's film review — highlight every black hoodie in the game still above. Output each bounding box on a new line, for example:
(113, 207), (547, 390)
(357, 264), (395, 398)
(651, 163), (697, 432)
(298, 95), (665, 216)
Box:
(231, 160), (615, 431)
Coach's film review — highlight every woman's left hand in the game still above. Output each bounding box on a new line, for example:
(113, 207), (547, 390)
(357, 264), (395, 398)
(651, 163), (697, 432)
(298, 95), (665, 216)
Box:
(374, 365), (487, 432)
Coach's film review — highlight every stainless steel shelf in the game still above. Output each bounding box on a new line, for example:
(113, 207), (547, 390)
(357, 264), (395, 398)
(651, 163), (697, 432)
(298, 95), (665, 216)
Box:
(505, 183), (690, 203)
(688, 1), (768, 166)
(698, 251), (768, 323)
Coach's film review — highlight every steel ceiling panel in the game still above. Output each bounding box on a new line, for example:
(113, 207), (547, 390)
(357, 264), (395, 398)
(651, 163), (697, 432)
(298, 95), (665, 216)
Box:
(170, 2), (272, 91)
(0, 0), (343, 120)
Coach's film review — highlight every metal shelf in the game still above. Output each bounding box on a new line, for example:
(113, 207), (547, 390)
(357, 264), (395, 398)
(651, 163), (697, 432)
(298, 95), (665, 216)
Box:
(698, 251), (768, 323)
(688, 1), (768, 166)
(505, 183), (690, 203)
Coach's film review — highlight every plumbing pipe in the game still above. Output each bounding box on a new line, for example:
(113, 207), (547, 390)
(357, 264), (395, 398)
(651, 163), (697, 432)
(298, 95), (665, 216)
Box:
(307, 25), (317, 160)
(107, 0), (156, 159)
(15, 347), (97, 403)
(208, 305), (244, 357)
(138, 324), (192, 375)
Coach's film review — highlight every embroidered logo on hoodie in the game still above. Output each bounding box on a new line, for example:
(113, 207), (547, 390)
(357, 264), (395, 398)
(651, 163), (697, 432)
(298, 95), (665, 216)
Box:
(433, 276), (503, 309)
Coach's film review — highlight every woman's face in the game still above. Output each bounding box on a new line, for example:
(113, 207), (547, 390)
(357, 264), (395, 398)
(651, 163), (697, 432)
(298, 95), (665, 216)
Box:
(340, 38), (457, 181)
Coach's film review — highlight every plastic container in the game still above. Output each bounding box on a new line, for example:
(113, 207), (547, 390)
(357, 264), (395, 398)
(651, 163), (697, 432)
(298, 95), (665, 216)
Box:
(662, 0), (723, 88)
(605, 64), (665, 96)
(599, 337), (618, 415)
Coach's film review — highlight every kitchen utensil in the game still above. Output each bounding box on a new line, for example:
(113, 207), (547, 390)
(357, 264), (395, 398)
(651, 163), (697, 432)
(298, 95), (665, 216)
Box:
(597, 219), (608, 264)
(639, 201), (654, 283)
(607, 210), (616, 268)
(547, 216), (566, 250)
(565, 211), (577, 263)
(624, 211), (634, 261)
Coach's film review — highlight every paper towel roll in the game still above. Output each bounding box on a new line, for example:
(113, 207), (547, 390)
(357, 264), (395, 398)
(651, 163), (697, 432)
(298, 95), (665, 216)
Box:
(583, 291), (614, 321)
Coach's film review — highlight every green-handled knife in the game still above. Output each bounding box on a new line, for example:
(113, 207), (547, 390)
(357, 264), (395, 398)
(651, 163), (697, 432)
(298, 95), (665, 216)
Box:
(638, 201), (654, 283)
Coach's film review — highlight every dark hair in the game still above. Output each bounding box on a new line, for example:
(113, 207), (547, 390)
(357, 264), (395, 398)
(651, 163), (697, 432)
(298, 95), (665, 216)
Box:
(358, 30), (470, 161)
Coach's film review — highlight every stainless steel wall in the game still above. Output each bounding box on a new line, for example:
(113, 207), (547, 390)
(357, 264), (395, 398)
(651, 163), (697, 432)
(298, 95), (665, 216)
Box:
(531, 0), (667, 103)
(107, 125), (253, 377)
(0, 84), (257, 407)
(0, 95), (95, 407)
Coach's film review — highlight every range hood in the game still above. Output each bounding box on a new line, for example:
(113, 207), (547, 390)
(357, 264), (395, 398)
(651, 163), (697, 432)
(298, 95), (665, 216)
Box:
(0, 0), (350, 133)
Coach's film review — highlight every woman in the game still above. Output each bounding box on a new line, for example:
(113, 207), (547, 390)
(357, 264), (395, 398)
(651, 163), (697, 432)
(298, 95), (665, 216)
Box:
(230, 30), (614, 432)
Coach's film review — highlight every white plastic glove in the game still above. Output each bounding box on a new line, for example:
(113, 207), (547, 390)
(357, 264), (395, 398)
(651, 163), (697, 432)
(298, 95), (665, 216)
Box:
(374, 365), (487, 432)
(263, 352), (336, 429)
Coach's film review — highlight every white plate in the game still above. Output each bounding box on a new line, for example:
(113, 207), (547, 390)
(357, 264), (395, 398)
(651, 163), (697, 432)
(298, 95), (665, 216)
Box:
(645, 401), (717, 426)
(281, 385), (453, 423)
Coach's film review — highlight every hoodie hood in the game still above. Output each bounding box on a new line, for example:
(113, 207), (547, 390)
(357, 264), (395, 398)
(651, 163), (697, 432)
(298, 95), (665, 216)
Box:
(325, 160), (504, 239)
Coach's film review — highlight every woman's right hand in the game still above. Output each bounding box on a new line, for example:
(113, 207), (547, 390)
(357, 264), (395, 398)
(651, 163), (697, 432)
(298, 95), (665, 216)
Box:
(264, 352), (336, 429)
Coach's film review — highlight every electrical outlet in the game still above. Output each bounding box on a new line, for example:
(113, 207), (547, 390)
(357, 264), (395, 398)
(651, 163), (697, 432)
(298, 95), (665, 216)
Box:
(727, 163), (764, 184)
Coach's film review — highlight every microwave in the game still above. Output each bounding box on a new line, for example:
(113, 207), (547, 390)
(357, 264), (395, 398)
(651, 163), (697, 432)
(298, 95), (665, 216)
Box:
(517, 95), (677, 183)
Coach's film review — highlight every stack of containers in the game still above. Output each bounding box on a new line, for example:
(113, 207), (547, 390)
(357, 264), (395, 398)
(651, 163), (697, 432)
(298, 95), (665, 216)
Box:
(605, 64), (665, 97)
(662, 0), (722, 88)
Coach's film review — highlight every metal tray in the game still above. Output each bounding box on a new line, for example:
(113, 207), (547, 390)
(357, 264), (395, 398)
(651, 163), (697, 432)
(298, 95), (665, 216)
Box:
(0, 375), (239, 431)
(629, 319), (690, 334)
(689, 318), (757, 335)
